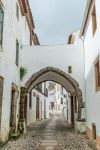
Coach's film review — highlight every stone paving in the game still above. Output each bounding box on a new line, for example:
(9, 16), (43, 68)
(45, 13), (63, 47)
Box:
(1, 116), (93, 150)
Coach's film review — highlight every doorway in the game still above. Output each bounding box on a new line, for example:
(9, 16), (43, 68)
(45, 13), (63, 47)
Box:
(36, 97), (40, 120)
(24, 96), (27, 124)
(44, 99), (46, 119)
(92, 124), (96, 140)
(41, 101), (42, 120)
(71, 96), (74, 126)
(10, 84), (18, 128)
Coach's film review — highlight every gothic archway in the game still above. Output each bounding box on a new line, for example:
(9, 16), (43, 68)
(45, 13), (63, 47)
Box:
(20, 67), (83, 131)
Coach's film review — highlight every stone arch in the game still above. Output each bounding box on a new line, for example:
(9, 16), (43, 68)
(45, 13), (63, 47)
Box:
(20, 67), (83, 127)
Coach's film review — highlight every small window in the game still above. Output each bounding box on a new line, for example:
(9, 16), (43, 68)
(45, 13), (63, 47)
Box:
(92, 4), (97, 35)
(44, 88), (48, 97)
(16, 40), (19, 66)
(92, 124), (96, 140)
(16, 3), (19, 20)
(61, 98), (63, 104)
(29, 92), (32, 108)
(68, 34), (75, 44)
(94, 56), (100, 91)
(36, 83), (42, 92)
(0, 4), (4, 47)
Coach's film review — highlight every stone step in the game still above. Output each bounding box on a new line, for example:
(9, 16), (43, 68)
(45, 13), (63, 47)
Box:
(44, 130), (55, 132)
(40, 141), (58, 146)
(40, 140), (58, 143)
(36, 145), (61, 150)
(41, 136), (56, 140)
(42, 133), (55, 135)
(44, 132), (55, 134)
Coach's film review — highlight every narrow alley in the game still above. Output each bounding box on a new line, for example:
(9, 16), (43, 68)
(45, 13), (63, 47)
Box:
(1, 115), (92, 150)
(1, 0), (100, 149)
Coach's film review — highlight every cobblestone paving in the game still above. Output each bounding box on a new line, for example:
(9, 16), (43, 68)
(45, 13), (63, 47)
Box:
(55, 117), (93, 150)
(1, 116), (93, 150)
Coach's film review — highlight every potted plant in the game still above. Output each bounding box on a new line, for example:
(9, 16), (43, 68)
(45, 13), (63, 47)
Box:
(68, 65), (72, 73)
(20, 67), (27, 81)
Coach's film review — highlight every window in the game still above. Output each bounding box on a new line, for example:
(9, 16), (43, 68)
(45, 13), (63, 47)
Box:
(61, 86), (63, 94)
(10, 83), (18, 128)
(94, 56), (100, 91)
(51, 102), (54, 109)
(68, 34), (75, 44)
(61, 98), (63, 104)
(44, 88), (48, 97)
(16, 3), (19, 20)
(92, 4), (97, 35)
(16, 40), (19, 66)
(0, 4), (4, 47)
(36, 83), (42, 92)
(92, 124), (96, 140)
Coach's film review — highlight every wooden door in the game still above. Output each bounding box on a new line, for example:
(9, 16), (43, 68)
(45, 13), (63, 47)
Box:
(41, 101), (42, 120)
(71, 96), (74, 126)
(44, 99), (46, 119)
(92, 124), (96, 140)
(36, 97), (40, 120)
(24, 96), (27, 124)
(10, 89), (16, 127)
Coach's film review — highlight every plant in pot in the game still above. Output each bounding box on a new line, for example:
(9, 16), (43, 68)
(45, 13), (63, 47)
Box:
(68, 66), (72, 73)
(20, 67), (27, 81)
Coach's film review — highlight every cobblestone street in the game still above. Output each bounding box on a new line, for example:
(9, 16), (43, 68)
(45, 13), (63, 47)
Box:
(1, 116), (93, 150)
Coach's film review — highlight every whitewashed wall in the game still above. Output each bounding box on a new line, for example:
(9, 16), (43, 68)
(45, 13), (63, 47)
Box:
(48, 89), (55, 103)
(84, 0), (100, 137)
(21, 37), (85, 103)
(27, 88), (49, 126)
(0, 0), (31, 141)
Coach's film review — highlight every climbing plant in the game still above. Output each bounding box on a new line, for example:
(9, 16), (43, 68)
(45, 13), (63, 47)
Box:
(20, 67), (27, 80)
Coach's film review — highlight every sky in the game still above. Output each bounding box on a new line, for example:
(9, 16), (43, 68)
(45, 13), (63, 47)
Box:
(29, 0), (87, 45)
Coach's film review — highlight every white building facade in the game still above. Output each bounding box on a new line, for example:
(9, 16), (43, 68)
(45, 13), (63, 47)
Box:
(2, 0), (100, 148)
(0, 0), (39, 142)
(26, 82), (49, 126)
(80, 0), (100, 149)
